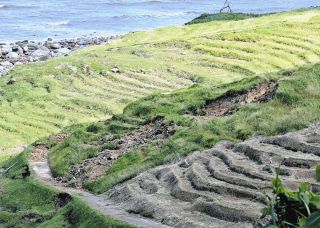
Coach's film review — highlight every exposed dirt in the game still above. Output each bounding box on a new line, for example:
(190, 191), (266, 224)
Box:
(23, 212), (44, 223)
(106, 124), (320, 227)
(29, 144), (49, 162)
(54, 192), (72, 208)
(205, 81), (278, 117)
(56, 118), (175, 188)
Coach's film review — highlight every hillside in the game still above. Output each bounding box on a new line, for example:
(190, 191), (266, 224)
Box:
(1, 8), (320, 153)
(1, 8), (320, 228)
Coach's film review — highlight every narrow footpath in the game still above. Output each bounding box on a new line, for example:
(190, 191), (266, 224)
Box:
(28, 146), (169, 228)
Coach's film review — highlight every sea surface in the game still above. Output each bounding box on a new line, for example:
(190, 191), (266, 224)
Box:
(0, 0), (319, 42)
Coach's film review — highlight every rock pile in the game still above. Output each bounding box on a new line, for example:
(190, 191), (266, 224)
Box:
(0, 36), (118, 76)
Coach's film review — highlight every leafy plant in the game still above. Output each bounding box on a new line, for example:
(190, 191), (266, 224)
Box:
(262, 165), (320, 227)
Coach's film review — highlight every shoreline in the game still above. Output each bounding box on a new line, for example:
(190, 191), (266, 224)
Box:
(0, 35), (120, 77)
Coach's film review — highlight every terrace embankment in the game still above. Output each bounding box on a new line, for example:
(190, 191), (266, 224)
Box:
(106, 124), (320, 227)
(205, 80), (278, 117)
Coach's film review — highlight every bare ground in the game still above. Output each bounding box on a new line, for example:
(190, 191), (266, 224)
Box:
(105, 124), (320, 227)
(205, 81), (278, 117)
(56, 118), (175, 188)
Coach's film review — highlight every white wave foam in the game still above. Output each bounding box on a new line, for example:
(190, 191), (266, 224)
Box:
(0, 4), (7, 8)
(47, 20), (70, 26)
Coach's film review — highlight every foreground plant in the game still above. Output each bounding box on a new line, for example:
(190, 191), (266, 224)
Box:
(262, 165), (320, 227)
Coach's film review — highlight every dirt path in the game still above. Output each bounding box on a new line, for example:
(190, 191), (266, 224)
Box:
(29, 143), (169, 228)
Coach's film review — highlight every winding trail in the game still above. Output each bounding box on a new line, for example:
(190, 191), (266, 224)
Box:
(28, 147), (169, 228)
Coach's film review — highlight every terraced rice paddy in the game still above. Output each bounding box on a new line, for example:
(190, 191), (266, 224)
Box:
(1, 8), (320, 151)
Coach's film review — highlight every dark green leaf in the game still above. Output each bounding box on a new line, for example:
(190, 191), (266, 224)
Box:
(305, 211), (320, 228)
(310, 195), (320, 210)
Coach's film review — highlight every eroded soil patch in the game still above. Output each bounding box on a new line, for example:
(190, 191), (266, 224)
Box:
(57, 118), (175, 188)
(205, 81), (278, 117)
(106, 124), (320, 227)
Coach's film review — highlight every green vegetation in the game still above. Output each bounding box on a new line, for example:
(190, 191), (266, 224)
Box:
(1, 8), (320, 153)
(0, 151), (134, 228)
(49, 61), (320, 194)
(186, 12), (263, 25)
(262, 166), (320, 227)
(2, 8), (320, 227)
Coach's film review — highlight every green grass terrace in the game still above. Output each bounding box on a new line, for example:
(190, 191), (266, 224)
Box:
(0, 8), (320, 152)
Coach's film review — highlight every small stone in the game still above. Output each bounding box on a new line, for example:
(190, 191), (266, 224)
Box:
(7, 78), (16, 85)
(111, 67), (120, 73)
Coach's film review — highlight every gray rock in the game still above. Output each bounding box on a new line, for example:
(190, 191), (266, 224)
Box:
(31, 49), (50, 60)
(6, 52), (19, 59)
(1, 61), (13, 67)
(55, 48), (71, 56)
(49, 42), (61, 49)
(7, 78), (16, 85)
(1, 45), (12, 55)
(27, 43), (39, 51)
(38, 46), (50, 52)
(12, 45), (19, 52)
(111, 67), (120, 73)
(22, 46), (29, 53)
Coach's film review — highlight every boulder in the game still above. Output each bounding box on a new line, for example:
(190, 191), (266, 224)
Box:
(31, 49), (50, 61)
(27, 43), (39, 51)
(11, 45), (19, 52)
(0, 45), (12, 55)
(1, 61), (13, 67)
(6, 52), (19, 59)
(49, 42), (61, 49)
(55, 48), (71, 56)
(22, 45), (29, 53)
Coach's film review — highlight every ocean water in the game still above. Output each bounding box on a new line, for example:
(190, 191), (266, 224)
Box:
(0, 0), (319, 42)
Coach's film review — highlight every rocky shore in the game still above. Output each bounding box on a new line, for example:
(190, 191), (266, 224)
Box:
(0, 36), (118, 76)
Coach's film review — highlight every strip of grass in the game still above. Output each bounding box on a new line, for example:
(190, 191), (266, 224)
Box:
(186, 12), (264, 25)
(0, 151), (134, 227)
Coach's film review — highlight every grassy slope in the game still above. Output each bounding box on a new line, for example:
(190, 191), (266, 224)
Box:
(1, 8), (320, 152)
(44, 9), (320, 193)
(50, 62), (320, 194)
(0, 152), (134, 228)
